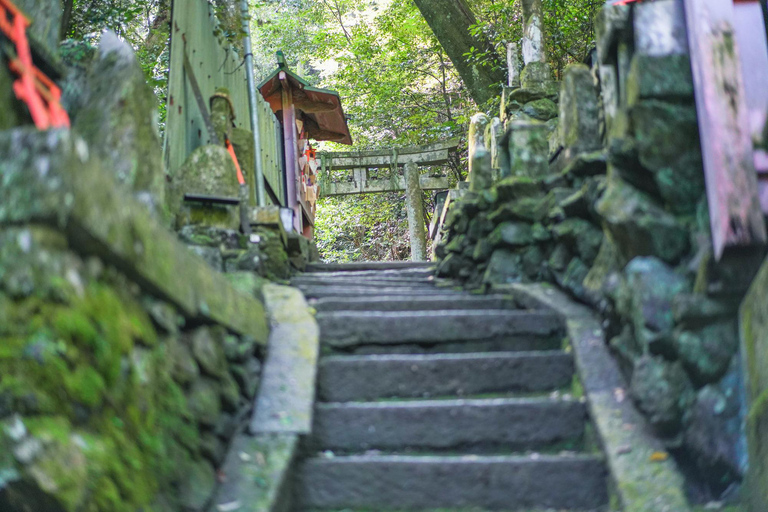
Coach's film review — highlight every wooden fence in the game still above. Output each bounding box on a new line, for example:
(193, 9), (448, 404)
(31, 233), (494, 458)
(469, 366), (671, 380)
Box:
(164, 0), (285, 206)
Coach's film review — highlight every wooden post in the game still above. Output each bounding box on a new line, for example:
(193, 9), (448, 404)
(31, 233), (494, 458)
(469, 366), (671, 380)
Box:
(683, 0), (767, 259)
(405, 162), (427, 261)
(280, 71), (301, 233)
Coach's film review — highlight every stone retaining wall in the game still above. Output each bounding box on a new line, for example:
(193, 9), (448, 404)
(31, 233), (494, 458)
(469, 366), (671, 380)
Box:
(436, 0), (758, 503)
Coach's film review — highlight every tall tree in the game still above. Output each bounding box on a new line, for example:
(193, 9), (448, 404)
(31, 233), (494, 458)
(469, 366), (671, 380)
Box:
(412, 0), (505, 107)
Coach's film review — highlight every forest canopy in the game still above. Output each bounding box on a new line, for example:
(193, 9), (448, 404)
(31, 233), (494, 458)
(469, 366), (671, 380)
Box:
(60, 0), (601, 262)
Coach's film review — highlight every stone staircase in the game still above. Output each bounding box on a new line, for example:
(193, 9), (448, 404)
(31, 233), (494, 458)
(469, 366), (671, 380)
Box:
(290, 262), (609, 511)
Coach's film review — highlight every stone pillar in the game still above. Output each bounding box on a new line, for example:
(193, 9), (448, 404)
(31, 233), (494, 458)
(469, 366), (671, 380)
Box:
(469, 113), (492, 191)
(404, 162), (427, 261)
(559, 64), (601, 154)
(505, 121), (550, 178)
(507, 42), (520, 88)
(522, 0), (547, 65)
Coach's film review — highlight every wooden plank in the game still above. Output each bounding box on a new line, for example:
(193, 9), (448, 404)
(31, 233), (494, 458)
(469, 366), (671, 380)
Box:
(683, 0), (767, 258)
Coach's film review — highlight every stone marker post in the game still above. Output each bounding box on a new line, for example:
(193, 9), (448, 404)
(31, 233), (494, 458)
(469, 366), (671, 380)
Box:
(504, 121), (550, 178)
(507, 42), (521, 88)
(522, 0), (547, 65)
(404, 162), (427, 261)
(469, 113), (493, 191)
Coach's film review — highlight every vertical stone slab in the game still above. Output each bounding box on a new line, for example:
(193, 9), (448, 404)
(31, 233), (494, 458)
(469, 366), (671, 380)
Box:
(13, 0), (62, 55)
(683, 0), (767, 259)
(522, 0), (547, 65)
(469, 113), (492, 192)
(559, 64), (601, 154)
(505, 121), (550, 178)
(405, 162), (427, 262)
(507, 42), (520, 88)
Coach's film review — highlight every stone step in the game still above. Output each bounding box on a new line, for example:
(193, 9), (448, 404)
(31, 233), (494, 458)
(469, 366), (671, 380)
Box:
(301, 269), (435, 280)
(306, 262), (435, 272)
(311, 295), (519, 313)
(298, 285), (464, 299)
(310, 398), (585, 452)
(293, 277), (438, 288)
(316, 310), (563, 347)
(317, 352), (574, 402)
(297, 454), (608, 511)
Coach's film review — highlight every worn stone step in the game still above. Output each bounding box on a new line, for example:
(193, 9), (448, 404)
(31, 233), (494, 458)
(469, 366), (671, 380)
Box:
(317, 352), (574, 402)
(310, 398), (585, 452)
(297, 454), (608, 511)
(306, 262), (435, 272)
(299, 286), (464, 299)
(301, 269), (435, 280)
(293, 277), (438, 289)
(311, 295), (519, 313)
(316, 310), (563, 347)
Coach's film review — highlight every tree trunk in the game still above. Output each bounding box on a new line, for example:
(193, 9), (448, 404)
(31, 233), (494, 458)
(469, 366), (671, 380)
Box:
(413, 0), (504, 107)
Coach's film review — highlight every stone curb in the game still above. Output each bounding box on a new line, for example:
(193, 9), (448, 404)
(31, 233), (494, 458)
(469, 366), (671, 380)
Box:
(497, 283), (692, 512)
(210, 284), (319, 512)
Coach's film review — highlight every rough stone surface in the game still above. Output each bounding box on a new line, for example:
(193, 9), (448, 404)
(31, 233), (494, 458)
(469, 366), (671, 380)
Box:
(297, 455), (608, 511)
(630, 355), (693, 437)
(74, 32), (166, 215)
(559, 64), (601, 153)
(596, 176), (689, 263)
(311, 398), (585, 452)
(318, 352), (574, 401)
(316, 310), (562, 347)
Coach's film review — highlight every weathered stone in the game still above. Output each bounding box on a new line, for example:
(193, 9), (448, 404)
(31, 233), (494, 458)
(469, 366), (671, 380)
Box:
(552, 219), (603, 265)
(436, 253), (465, 278)
(187, 379), (222, 428)
(622, 257), (689, 336)
(483, 249), (524, 284)
(178, 458), (216, 511)
(559, 64), (600, 153)
(199, 431), (227, 466)
(521, 245), (545, 278)
(521, 62), (552, 88)
(405, 162), (428, 261)
(190, 327), (228, 379)
(684, 381), (743, 488)
(187, 245), (223, 272)
(231, 358), (262, 400)
(14, 0), (63, 55)
(172, 144), (241, 229)
(488, 222), (535, 248)
(488, 198), (549, 225)
(0, 65), (27, 131)
(609, 326), (640, 376)
(494, 176), (543, 202)
(168, 338), (200, 387)
(522, 98), (558, 122)
(675, 321), (739, 386)
(595, 4), (631, 65)
(556, 257), (590, 299)
(547, 244), (571, 273)
(219, 371), (242, 412)
(472, 239), (494, 262)
(631, 100), (704, 214)
(596, 176), (689, 263)
(503, 121), (550, 178)
(469, 113), (493, 192)
(630, 355), (693, 436)
(583, 236), (621, 299)
(633, 0), (689, 58)
(626, 54), (694, 105)
(74, 32), (165, 215)
(672, 294), (738, 329)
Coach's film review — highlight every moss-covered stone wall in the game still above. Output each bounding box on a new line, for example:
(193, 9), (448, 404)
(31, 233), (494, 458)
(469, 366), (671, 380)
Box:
(436, 1), (758, 504)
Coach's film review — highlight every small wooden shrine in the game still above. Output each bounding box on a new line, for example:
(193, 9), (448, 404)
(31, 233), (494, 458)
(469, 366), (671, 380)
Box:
(258, 52), (353, 237)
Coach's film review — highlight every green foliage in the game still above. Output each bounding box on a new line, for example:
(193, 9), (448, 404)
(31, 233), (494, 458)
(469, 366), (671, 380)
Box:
(467, 0), (602, 79)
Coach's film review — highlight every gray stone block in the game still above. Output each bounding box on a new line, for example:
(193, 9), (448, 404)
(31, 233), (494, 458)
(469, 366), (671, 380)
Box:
(311, 295), (518, 313)
(318, 351), (574, 401)
(311, 398), (585, 452)
(297, 454), (608, 510)
(316, 310), (563, 346)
